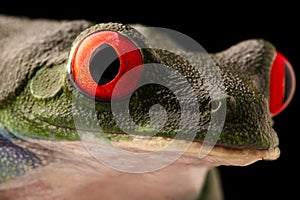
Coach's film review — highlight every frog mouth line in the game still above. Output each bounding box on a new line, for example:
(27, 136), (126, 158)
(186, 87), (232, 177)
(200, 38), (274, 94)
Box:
(107, 136), (280, 166)
(34, 122), (280, 166)
(107, 132), (279, 165)
(45, 121), (276, 151)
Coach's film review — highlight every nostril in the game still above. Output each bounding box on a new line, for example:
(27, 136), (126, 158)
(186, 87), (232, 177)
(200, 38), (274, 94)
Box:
(210, 99), (222, 112)
(269, 52), (296, 116)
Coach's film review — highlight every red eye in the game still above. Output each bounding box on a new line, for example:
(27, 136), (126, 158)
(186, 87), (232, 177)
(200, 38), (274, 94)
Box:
(70, 31), (143, 101)
(269, 51), (296, 116)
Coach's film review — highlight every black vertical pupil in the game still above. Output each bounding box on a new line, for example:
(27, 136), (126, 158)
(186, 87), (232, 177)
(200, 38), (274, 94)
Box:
(89, 44), (120, 85)
(283, 63), (292, 102)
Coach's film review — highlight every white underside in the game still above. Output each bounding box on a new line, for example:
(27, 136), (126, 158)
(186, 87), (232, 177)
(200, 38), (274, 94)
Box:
(0, 137), (279, 200)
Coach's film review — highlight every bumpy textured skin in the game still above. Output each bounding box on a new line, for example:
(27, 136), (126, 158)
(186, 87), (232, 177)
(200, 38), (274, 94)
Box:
(0, 16), (278, 199)
(213, 40), (275, 98)
(0, 16), (91, 107)
(0, 129), (52, 182)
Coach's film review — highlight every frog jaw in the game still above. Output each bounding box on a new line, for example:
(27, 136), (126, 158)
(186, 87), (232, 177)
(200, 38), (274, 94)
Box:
(27, 131), (279, 167)
(108, 136), (280, 166)
(31, 120), (280, 166)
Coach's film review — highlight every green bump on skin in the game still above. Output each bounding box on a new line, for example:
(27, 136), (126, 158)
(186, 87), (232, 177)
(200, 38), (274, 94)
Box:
(30, 64), (66, 99)
(0, 74), (79, 140)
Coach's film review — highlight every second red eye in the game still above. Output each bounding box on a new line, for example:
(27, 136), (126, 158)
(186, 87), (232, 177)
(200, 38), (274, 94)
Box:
(269, 52), (296, 116)
(71, 31), (143, 101)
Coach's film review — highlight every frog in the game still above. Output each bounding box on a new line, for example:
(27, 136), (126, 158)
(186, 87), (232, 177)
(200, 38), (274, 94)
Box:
(0, 15), (295, 200)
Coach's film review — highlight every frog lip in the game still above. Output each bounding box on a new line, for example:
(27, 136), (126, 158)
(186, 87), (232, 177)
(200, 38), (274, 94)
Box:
(49, 125), (280, 165)
(36, 119), (279, 165)
(60, 125), (276, 150)
(107, 136), (280, 166)
(33, 132), (280, 167)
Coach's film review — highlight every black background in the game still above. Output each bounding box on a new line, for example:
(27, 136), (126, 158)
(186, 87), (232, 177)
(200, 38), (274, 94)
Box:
(1, 4), (299, 200)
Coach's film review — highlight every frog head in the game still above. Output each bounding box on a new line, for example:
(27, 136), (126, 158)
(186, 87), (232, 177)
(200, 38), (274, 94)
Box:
(0, 16), (295, 184)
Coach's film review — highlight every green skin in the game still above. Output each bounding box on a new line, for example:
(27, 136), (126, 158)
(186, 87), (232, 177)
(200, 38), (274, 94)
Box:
(0, 15), (279, 200)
